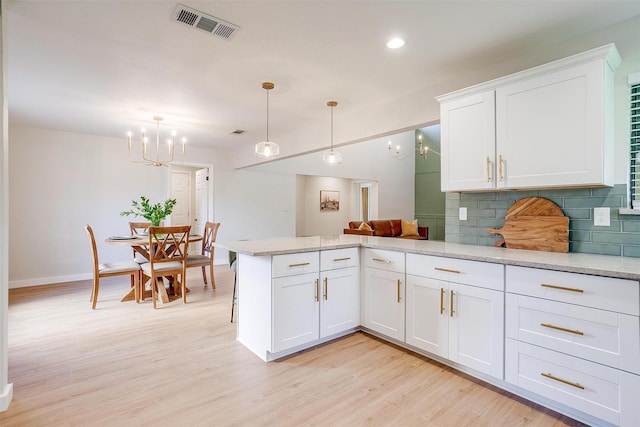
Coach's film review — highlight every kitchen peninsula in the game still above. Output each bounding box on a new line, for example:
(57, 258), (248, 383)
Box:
(218, 235), (640, 427)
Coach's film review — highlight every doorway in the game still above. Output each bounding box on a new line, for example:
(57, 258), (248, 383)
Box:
(170, 165), (212, 236)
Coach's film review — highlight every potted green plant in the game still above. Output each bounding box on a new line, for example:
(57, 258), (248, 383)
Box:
(120, 196), (177, 226)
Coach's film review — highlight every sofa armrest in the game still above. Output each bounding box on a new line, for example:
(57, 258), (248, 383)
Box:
(343, 228), (374, 236)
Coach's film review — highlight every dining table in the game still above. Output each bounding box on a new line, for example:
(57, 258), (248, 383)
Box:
(105, 232), (203, 304)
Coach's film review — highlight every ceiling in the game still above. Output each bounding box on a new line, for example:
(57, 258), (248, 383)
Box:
(7, 1), (640, 167)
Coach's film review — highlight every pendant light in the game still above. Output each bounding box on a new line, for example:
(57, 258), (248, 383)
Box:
(255, 82), (280, 159)
(322, 101), (342, 166)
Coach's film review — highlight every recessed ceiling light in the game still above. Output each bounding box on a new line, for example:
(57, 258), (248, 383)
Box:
(387, 38), (405, 49)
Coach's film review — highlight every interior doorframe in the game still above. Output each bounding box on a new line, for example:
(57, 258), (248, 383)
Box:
(167, 161), (215, 225)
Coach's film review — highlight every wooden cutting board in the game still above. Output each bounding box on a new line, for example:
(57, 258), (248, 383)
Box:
(488, 197), (569, 252)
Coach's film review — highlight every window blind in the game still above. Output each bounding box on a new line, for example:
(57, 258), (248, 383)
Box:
(631, 81), (640, 207)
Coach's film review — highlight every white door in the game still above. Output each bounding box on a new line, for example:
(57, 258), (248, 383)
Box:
(449, 283), (504, 379)
(194, 168), (209, 235)
(320, 266), (359, 338)
(406, 275), (449, 358)
(272, 272), (320, 353)
(363, 267), (405, 341)
(440, 91), (496, 191)
(496, 62), (606, 189)
(170, 171), (191, 226)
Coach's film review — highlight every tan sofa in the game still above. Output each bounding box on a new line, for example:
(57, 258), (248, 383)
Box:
(343, 219), (428, 240)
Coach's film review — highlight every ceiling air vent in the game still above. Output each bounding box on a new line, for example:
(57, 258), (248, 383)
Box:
(172, 4), (240, 40)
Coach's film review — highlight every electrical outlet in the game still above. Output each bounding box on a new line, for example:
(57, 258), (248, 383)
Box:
(594, 207), (610, 226)
(459, 207), (467, 221)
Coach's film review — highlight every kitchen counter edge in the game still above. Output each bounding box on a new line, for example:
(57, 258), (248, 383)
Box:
(215, 235), (640, 282)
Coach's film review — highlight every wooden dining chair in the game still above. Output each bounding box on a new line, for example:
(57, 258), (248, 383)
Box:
(186, 222), (220, 289)
(85, 224), (141, 309)
(128, 221), (152, 289)
(140, 225), (191, 309)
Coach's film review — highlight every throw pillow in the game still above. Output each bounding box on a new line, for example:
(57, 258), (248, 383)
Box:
(401, 219), (419, 237)
(358, 222), (373, 231)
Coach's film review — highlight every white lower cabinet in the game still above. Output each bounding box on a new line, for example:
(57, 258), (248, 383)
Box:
(273, 271), (320, 353)
(505, 265), (640, 426)
(405, 254), (504, 379)
(320, 248), (360, 338)
(272, 248), (359, 354)
(362, 249), (405, 341)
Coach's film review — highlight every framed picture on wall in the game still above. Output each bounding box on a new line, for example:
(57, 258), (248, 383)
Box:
(320, 190), (340, 211)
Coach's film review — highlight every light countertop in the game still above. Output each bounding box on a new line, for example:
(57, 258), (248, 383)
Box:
(216, 235), (640, 281)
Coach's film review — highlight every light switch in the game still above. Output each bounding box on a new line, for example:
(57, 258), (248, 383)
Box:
(459, 207), (467, 221)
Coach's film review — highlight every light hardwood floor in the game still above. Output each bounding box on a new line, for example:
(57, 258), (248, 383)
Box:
(1, 267), (587, 427)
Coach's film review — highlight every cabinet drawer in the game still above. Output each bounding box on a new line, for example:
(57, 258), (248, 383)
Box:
(506, 266), (639, 316)
(272, 252), (319, 278)
(506, 294), (640, 374)
(406, 253), (503, 291)
(321, 247), (359, 271)
(364, 248), (405, 273)
(506, 339), (623, 425)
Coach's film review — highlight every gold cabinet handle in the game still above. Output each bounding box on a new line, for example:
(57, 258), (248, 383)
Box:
(314, 279), (319, 302)
(541, 373), (585, 390)
(333, 257), (351, 262)
(486, 156), (491, 182)
(373, 258), (392, 264)
(397, 280), (401, 303)
(450, 290), (454, 317)
(439, 288), (445, 314)
(498, 154), (504, 182)
(435, 267), (461, 274)
(541, 283), (584, 293)
(541, 323), (584, 336)
(289, 262), (310, 268)
(323, 277), (328, 300)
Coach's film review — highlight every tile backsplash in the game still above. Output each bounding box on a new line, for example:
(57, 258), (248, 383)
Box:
(445, 184), (640, 257)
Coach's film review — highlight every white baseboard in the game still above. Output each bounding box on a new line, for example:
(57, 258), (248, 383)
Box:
(9, 262), (231, 289)
(9, 273), (91, 289)
(0, 383), (13, 412)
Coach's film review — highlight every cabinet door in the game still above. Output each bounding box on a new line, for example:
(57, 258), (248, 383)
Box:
(406, 275), (448, 358)
(440, 91), (496, 191)
(320, 266), (359, 338)
(363, 267), (405, 341)
(496, 61), (611, 189)
(449, 283), (504, 379)
(272, 272), (319, 353)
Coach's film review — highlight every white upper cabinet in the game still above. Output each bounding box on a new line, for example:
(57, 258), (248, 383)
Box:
(437, 44), (620, 192)
(440, 91), (496, 191)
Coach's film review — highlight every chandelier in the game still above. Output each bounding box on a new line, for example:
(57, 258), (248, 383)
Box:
(322, 101), (342, 166)
(388, 132), (440, 160)
(127, 116), (186, 167)
(416, 132), (440, 159)
(255, 82), (280, 159)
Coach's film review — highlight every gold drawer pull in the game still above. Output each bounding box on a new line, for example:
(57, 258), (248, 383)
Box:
(435, 267), (461, 274)
(450, 290), (454, 317)
(541, 283), (584, 293)
(439, 288), (445, 314)
(323, 277), (328, 300)
(498, 154), (504, 182)
(397, 280), (401, 303)
(289, 262), (311, 268)
(540, 323), (584, 336)
(315, 279), (319, 302)
(541, 373), (585, 390)
(485, 156), (491, 182)
(373, 258), (392, 264)
(333, 257), (351, 262)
